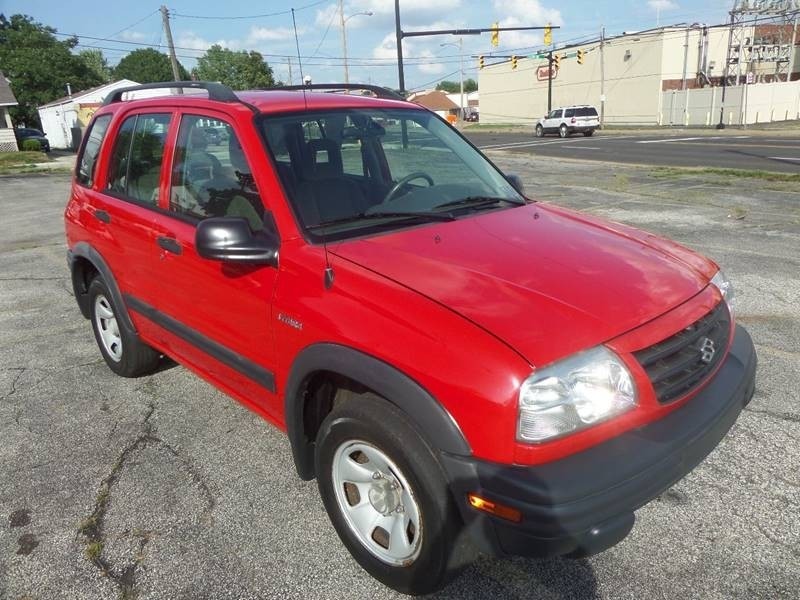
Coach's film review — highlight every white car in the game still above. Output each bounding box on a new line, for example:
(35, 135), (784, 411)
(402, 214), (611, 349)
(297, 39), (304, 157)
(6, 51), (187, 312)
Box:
(535, 105), (599, 138)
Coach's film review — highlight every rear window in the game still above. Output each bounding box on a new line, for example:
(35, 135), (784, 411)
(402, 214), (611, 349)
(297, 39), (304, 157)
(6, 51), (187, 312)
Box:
(76, 115), (112, 187)
(564, 109), (575, 118)
(576, 107), (598, 117)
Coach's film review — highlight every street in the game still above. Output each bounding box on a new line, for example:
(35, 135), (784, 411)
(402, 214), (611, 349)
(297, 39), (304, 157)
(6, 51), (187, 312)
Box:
(465, 130), (800, 173)
(2, 161), (799, 599)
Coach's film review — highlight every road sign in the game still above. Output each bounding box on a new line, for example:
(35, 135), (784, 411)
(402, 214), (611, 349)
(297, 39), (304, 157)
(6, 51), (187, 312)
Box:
(537, 66), (557, 81)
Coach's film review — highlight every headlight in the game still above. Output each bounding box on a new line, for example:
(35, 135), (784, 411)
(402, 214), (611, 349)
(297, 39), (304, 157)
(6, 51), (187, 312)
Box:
(517, 346), (637, 443)
(710, 270), (735, 318)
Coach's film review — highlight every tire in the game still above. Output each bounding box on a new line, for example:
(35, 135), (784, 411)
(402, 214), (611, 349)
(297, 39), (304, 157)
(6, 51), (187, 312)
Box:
(315, 393), (464, 595)
(559, 124), (569, 138)
(535, 124), (544, 137)
(88, 276), (160, 377)
(583, 130), (594, 137)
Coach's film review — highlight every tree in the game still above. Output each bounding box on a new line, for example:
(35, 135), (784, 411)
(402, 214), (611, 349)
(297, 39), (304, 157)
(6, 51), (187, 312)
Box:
(435, 78), (478, 93)
(79, 49), (111, 83)
(113, 48), (189, 84)
(194, 45), (275, 90)
(0, 14), (103, 126)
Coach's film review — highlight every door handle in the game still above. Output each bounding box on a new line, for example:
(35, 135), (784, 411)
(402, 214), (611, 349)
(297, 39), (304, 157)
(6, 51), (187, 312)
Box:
(94, 210), (110, 224)
(157, 236), (182, 255)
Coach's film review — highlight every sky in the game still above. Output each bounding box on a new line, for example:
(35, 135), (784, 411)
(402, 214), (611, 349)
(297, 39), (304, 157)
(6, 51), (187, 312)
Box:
(2, 0), (735, 90)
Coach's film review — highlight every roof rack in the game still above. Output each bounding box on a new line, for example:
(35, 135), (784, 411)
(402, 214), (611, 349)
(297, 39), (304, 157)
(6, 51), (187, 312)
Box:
(102, 81), (239, 106)
(266, 83), (404, 101)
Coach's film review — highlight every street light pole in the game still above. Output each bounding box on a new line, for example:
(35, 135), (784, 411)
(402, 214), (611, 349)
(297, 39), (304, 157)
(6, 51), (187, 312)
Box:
(340, 3), (373, 85)
(441, 38), (465, 120)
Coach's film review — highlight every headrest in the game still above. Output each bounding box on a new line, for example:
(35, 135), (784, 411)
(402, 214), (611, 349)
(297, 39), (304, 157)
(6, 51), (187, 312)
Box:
(306, 138), (343, 179)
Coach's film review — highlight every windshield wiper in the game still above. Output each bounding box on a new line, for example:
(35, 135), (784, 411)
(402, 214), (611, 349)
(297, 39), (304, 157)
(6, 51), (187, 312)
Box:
(308, 210), (456, 230)
(433, 196), (526, 211)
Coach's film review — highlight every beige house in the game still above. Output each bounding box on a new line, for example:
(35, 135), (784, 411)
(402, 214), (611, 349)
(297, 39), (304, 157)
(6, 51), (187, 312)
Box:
(0, 71), (19, 152)
(407, 90), (460, 119)
(479, 24), (800, 126)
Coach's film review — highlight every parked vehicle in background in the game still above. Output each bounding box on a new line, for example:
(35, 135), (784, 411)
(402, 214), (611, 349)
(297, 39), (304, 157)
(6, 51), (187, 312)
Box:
(536, 105), (599, 138)
(464, 111), (479, 122)
(65, 81), (755, 596)
(15, 127), (50, 152)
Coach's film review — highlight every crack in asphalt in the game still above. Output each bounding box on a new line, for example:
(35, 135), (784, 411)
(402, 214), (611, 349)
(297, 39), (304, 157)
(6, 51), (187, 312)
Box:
(742, 407), (800, 424)
(78, 398), (216, 599)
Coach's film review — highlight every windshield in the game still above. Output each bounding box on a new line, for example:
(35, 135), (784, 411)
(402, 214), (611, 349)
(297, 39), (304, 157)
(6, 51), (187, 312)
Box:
(258, 108), (523, 241)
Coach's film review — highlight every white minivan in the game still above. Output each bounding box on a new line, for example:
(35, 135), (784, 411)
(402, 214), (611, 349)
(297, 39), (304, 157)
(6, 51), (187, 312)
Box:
(535, 105), (599, 138)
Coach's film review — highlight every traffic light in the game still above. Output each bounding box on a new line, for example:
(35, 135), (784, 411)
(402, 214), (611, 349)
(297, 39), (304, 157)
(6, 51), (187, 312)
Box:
(479, 55), (485, 70)
(491, 22), (499, 47)
(552, 53), (560, 70)
(544, 24), (552, 46)
(577, 49), (585, 65)
(511, 55), (518, 70)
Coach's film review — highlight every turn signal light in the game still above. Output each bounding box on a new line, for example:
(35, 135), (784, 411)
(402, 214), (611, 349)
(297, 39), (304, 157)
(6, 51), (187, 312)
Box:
(467, 493), (522, 523)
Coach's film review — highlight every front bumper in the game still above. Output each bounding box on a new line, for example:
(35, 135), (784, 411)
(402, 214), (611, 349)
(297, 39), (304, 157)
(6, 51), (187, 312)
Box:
(442, 324), (757, 558)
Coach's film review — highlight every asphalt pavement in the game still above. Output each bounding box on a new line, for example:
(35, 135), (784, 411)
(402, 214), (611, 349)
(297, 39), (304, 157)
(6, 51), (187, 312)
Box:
(1, 164), (799, 599)
(465, 130), (800, 173)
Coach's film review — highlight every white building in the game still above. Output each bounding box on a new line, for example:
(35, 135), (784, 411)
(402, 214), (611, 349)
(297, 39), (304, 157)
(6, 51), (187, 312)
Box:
(37, 80), (141, 150)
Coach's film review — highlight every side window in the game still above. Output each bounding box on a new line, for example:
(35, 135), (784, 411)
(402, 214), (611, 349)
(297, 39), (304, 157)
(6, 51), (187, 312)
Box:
(564, 108), (575, 118)
(107, 113), (171, 206)
(76, 114), (111, 187)
(170, 115), (266, 233)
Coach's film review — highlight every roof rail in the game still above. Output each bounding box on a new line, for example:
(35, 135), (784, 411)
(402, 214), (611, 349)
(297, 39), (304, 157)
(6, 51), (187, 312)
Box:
(265, 83), (404, 101)
(102, 81), (239, 106)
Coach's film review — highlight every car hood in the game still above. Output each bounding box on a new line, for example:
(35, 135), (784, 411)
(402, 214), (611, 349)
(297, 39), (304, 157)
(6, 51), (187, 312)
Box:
(331, 203), (716, 367)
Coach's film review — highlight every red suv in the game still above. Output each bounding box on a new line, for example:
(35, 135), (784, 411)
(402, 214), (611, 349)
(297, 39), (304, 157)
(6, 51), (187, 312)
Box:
(65, 82), (756, 595)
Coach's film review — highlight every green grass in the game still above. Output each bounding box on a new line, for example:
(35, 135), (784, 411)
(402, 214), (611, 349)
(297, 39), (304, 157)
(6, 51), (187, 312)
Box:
(0, 151), (49, 166)
(85, 541), (104, 563)
(651, 166), (800, 183)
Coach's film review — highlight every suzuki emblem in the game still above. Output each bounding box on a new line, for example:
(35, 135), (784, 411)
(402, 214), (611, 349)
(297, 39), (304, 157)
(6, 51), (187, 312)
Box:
(699, 337), (716, 364)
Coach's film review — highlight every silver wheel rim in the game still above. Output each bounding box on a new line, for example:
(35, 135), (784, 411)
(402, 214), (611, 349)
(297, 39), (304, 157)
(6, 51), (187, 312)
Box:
(332, 440), (423, 566)
(94, 294), (122, 362)
(560, 125), (567, 137)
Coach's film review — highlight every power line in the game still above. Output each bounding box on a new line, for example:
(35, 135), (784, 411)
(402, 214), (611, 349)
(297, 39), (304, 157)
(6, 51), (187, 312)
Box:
(104, 9), (160, 40)
(171, 0), (327, 21)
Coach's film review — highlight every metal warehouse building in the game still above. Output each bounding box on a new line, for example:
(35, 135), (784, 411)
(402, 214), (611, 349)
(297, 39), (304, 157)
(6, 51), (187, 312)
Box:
(479, 23), (800, 126)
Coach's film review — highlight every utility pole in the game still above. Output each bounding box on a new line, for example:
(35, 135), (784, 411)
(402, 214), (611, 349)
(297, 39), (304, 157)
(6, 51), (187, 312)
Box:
(600, 27), (606, 126)
(287, 57), (293, 85)
(160, 5), (182, 83)
(547, 51), (553, 112)
(339, 0), (349, 84)
(394, 0), (405, 94)
(458, 37), (464, 120)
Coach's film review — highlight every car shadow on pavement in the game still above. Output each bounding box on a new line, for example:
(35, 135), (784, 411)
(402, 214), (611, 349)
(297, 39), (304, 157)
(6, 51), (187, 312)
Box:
(430, 555), (598, 599)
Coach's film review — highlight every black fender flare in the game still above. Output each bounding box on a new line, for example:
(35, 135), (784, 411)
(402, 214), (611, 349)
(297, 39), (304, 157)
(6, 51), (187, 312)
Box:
(284, 343), (472, 480)
(68, 242), (136, 334)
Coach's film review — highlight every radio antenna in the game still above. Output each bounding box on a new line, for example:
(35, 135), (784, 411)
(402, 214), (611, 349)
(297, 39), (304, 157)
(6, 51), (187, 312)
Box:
(291, 8), (308, 111)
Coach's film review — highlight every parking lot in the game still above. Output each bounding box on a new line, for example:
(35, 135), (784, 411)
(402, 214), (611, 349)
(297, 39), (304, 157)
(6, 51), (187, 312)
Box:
(1, 156), (799, 599)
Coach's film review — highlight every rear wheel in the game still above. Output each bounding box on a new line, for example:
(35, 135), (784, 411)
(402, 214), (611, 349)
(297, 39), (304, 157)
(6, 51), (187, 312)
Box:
(88, 276), (160, 377)
(559, 124), (569, 138)
(535, 124), (544, 137)
(315, 394), (464, 595)
(583, 129), (594, 137)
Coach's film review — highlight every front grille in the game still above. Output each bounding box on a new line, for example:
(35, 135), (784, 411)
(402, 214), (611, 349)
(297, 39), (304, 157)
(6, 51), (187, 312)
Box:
(634, 302), (731, 404)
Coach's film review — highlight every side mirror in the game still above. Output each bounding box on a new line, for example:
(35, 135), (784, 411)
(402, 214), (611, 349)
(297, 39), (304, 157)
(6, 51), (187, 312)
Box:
(506, 173), (525, 196)
(196, 217), (279, 266)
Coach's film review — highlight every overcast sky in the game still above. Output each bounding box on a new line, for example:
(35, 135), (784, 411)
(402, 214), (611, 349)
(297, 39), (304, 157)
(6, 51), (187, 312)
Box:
(4, 0), (734, 90)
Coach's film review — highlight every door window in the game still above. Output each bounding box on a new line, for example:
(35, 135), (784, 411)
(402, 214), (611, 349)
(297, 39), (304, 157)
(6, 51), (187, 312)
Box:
(76, 114), (112, 187)
(169, 115), (266, 232)
(564, 108), (575, 118)
(107, 113), (171, 206)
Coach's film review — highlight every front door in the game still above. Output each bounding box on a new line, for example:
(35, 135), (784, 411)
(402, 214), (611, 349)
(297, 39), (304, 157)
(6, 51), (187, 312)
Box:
(147, 111), (281, 419)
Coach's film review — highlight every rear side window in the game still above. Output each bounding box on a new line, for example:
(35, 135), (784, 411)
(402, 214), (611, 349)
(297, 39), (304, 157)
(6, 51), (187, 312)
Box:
(76, 114), (112, 187)
(107, 113), (171, 206)
(576, 107), (598, 117)
(564, 109), (575, 118)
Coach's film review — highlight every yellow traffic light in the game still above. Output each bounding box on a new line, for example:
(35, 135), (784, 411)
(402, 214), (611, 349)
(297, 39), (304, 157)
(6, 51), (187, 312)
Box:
(479, 55), (485, 70)
(491, 22), (499, 47)
(577, 49), (585, 65)
(511, 55), (518, 70)
(544, 24), (552, 46)
(553, 53), (560, 70)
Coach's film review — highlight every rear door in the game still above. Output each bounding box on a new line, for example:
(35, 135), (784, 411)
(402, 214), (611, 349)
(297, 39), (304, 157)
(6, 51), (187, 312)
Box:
(146, 109), (282, 418)
(88, 110), (174, 339)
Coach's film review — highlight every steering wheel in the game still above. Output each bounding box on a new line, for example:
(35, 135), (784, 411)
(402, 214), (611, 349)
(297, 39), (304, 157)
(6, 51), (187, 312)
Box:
(383, 172), (434, 203)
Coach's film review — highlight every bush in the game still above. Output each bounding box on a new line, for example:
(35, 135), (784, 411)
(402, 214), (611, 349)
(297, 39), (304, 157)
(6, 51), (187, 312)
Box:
(21, 139), (42, 152)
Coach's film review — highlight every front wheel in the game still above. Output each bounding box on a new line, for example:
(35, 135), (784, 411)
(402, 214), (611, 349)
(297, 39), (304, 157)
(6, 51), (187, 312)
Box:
(315, 394), (464, 595)
(535, 124), (544, 137)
